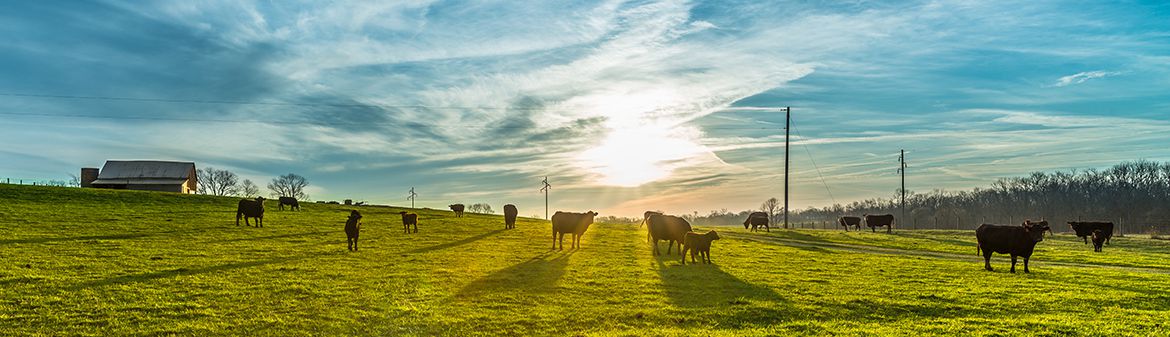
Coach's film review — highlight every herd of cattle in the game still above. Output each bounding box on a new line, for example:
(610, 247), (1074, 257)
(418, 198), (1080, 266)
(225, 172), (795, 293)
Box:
(233, 197), (1118, 269)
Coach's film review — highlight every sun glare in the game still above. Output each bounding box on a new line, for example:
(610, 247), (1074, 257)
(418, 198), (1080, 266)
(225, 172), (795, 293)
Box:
(577, 125), (706, 187)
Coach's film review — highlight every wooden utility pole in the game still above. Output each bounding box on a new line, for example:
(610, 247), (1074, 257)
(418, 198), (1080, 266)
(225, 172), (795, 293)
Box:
(407, 187), (417, 209)
(898, 149), (906, 231)
(540, 177), (551, 220)
(784, 106), (791, 230)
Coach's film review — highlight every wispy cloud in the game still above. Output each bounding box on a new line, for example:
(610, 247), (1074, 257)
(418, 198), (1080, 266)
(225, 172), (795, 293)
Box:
(1053, 71), (1121, 87)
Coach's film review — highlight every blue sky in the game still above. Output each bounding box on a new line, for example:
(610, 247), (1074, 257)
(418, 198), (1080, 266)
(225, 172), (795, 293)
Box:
(2, 1), (1168, 217)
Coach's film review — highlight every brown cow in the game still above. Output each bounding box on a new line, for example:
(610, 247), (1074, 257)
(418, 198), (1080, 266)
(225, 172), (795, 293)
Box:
(838, 216), (861, 231)
(640, 211), (663, 243)
(681, 230), (720, 265)
(646, 213), (692, 256)
(864, 214), (894, 233)
(345, 210), (362, 251)
(449, 204), (465, 217)
(399, 211), (418, 233)
(551, 211), (597, 250)
(743, 212), (770, 232)
(504, 204), (518, 229)
(976, 220), (1051, 273)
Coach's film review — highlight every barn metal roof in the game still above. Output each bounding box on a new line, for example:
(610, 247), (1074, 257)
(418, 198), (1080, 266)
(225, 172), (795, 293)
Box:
(90, 178), (189, 185)
(96, 161), (195, 180)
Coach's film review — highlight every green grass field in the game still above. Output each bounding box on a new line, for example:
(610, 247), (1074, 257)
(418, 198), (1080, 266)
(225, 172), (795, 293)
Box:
(2, 184), (1169, 336)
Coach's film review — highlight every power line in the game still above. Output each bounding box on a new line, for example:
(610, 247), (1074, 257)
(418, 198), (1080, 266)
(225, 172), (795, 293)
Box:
(789, 118), (838, 206)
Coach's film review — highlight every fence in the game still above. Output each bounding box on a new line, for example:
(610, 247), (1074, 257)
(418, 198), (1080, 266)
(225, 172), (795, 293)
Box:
(0, 177), (78, 187)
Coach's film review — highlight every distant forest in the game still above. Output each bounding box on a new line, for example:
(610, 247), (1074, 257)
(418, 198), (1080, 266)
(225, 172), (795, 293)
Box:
(664, 160), (1170, 234)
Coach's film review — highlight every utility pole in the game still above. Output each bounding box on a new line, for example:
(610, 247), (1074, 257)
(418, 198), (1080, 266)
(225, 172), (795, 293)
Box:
(407, 187), (417, 209)
(784, 106), (791, 230)
(540, 177), (551, 220)
(898, 149), (907, 230)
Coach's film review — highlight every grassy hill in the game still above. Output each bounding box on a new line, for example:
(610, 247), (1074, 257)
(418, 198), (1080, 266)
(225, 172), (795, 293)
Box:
(1, 184), (1168, 336)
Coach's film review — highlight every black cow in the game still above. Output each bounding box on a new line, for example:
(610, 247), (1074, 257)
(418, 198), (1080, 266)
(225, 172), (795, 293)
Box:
(976, 220), (1052, 273)
(399, 211), (418, 233)
(236, 197), (265, 227)
(838, 216), (862, 231)
(551, 211), (597, 250)
(345, 210), (362, 251)
(504, 204), (518, 229)
(864, 214), (894, 233)
(278, 197), (300, 211)
(449, 204), (465, 217)
(646, 213), (693, 256)
(743, 212), (770, 232)
(1068, 221), (1114, 245)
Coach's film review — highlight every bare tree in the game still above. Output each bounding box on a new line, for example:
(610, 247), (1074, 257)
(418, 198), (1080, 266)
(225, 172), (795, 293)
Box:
(240, 179), (260, 197)
(468, 203), (495, 214)
(197, 167), (240, 196)
(761, 197), (780, 227)
(268, 173), (309, 200)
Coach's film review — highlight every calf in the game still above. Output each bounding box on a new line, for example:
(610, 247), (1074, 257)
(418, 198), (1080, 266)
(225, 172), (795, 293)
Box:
(551, 211), (597, 250)
(1091, 229), (1106, 252)
(646, 213), (692, 256)
(681, 230), (720, 265)
(399, 211), (418, 233)
(838, 216), (861, 232)
(278, 197), (300, 211)
(976, 220), (1051, 273)
(345, 210), (362, 251)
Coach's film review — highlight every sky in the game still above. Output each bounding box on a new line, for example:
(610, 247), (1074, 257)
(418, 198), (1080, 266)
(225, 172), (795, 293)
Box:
(1, 0), (1169, 218)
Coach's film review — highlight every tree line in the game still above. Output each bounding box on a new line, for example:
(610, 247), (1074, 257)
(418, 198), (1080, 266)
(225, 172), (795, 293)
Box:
(197, 167), (309, 200)
(686, 160), (1170, 234)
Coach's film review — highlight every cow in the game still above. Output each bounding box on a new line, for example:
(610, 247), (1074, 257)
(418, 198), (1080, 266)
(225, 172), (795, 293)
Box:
(1092, 229), (1106, 252)
(645, 213), (693, 256)
(976, 220), (1052, 273)
(449, 204), (465, 217)
(743, 212), (770, 232)
(236, 197), (265, 227)
(278, 197), (300, 211)
(551, 211), (597, 250)
(681, 230), (720, 265)
(640, 211), (664, 243)
(838, 216), (862, 232)
(1068, 221), (1114, 245)
(399, 211), (418, 233)
(345, 210), (362, 251)
(504, 204), (518, 229)
(864, 214), (894, 233)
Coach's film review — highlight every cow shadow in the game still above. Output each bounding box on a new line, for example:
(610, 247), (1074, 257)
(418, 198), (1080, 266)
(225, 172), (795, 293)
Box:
(654, 257), (798, 327)
(0, 233), (149, 245)
(65, 253), (321, 291)
(404, 228), (506, 254)
(452, 251), (572, 301)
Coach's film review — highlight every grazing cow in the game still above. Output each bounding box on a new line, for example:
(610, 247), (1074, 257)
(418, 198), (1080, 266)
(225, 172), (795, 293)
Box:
(551, 211), (597, 250)
(681, 230), (720, 265)
(278, 197), (300, 211)
(399, 211), (418, 233)
(976, 220), (1051, 273)
(449, 204), (465, 217)
(504, 204), (518, 229)
(640, 211), (664, 243)
(838, 216), (862, 232)
(646, 213), (693, 256)
(743, 212), (770, 232)
(864, 214), (895, 233)
(1092, 229), (1106, 252)
(345, 210), (362, 251)
(236, 197), (265, 227)
(1068, 221), (1114, 245)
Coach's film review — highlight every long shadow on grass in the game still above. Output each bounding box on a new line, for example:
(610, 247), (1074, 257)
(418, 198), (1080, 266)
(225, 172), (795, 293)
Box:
(452, 251), (572, 300)
(207, 230), (335, 243)
(65, 254), (321, 291)
(0, 234), (149, 245)
(655, 256), (799, 328)
(404, 228), (507, 254)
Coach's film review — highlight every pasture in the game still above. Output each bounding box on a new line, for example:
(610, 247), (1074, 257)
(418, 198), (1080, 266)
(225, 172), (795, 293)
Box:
(1, 184), (1168, 336)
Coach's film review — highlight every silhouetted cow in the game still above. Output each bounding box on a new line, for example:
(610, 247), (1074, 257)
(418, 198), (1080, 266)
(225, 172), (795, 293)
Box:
(681, 230), (720, 265)
(1092, 229), (1106, 252)
(278, 197), (300, 211)
(646, 213), (693, 256)
(1068, 221), (1114, 245)
(838, 216), (861, 232)
(743, 212), (770, 232)
(504, 204), (518, 229)
(551, 211), (597, 250)
(640, 211), (663, 243)
(399, 211), (418, 233)
(449, 204), (465, 217)
(864, 214), (894, 233)
(345, 210), (362, 251)
(976, 220), (1051, 273)
(236, 197), (265, 227)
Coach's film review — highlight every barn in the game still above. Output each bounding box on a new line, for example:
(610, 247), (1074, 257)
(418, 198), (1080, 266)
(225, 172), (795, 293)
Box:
(82, 160), (198, 193)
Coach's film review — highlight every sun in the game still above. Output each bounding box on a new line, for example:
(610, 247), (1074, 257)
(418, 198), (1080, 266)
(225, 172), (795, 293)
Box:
(577, 125), (706, 187)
